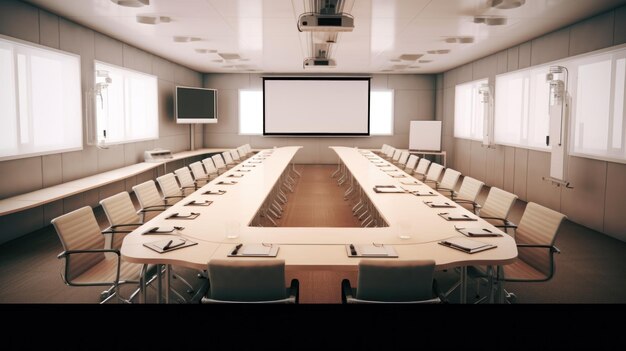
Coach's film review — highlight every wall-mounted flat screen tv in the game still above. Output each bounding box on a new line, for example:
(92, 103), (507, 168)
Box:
(176, 86), (217, 124)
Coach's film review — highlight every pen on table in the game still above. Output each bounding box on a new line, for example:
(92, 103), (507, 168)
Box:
(349, 244), (357, 256)
(231, 243), (243, 255)
(163, 240), (173, 250)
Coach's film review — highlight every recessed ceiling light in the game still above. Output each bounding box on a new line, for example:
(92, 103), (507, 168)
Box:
(218, 53), (241, 60)
(173, 36), (201, 42)
(444, 36), (474, 44)
(474, 16), (507, 26)
(238, 58), (250, 62)
(399, 54), (423, 61)
(491, 0), (525, 9)
(427, 49), (450, 55)
(110, 0), (149, 7)
(380, 69), (393, 72)
(392, 64), (409, 70)
(136, 15), (170, 24)
(195, 49), (217, 54)
(211, 59), (223, 63)
(418, 59), (432, 63)
(389, 59), (401, 63)
(409, 65), (421, 69)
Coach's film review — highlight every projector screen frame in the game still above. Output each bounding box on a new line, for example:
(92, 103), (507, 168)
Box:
(262, 77), (371, 137)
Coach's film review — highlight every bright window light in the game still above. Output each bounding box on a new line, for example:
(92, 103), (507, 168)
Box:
(239, 90), (263, 135)
(494, 66), (550, 151)
(370, 90), (393, 135)
(0, 36), (82, 161)
(454, 79), (486, 141)
(94, 61), (158, 145)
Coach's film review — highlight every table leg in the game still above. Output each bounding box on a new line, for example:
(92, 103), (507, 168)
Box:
(156, 264), (163, 303)
(494, 265), (504, 304)
(460, 266), (467, 304)
(165, 264), (171, 304)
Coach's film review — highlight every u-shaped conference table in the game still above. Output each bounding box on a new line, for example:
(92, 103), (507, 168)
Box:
(121, 146), (517, 303)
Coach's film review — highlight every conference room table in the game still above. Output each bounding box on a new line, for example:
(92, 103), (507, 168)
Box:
(121, 146), (517, 303)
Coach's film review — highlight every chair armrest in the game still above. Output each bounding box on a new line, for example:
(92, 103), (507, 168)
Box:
(517, 244), (560, 254)
(57, 248), (120, 259)
(432, 279), (446, 303)
(140, 205), (170, 212)
(480, 216), (518, 229)
(102, 223), (142, 235)
(57, 249), (121, 286)
(163, 195), (185, 200)
(341, 279), (354, 304)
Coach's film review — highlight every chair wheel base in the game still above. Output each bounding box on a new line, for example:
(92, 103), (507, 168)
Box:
(100, 291), (110, 301)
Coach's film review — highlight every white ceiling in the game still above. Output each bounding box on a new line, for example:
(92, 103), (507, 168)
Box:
(22, 0), (626, 74)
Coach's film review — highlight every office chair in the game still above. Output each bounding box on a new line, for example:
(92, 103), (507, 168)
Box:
(99, 192), (143, 250)
(413, 158), (431, 180)
(156, 173), (188, 204)
(132, 180), (171, 222)
(221, 151), (236, 169)
(229, 149), (242, 164)
(469, 202), (566, 303)
(189, 161), (213, 186)
(377, 144), (390, 156)
(384, 147), (396, 160)
(477, 187), (519, 234)
(404, 155), (419, 175)
(391, 149), (403, 164)
(211, 154), (228, 173)
(174, 167), (198, 194)
(395, 151), (410, 167)
(421, 162), (444, 185)
(51, 206), (151, 303)
(434, 168), (461, 196)
(202, 157), (220, 177)
(451, 176), (485, 213)
(341, 260), (443, 303)
(201, 259), (299, 303)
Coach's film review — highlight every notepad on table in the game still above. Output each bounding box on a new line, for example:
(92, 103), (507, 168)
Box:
(227, 174), (244, 178)
(411, 189), (437, 196)
(424, 200), (456, 208)
(373, 185), (405, 193)
(142, 226), (179, 235)
(217, 180), (238, 185)
(203, 189), (226, 195)
(236, 169), (251, 172)
(346, 244), (398, 257)
(166, 211), (199, 220)
(438, 237), (496, 254)
(143, 237), (197, 253)
(389, 173), (406, 178)
(400, 180), (420, 185)
(438, 212), (478, 221)
(455, 227), (502, 237)
(185, 199), (212, 207)
(228, 243), (279, 257)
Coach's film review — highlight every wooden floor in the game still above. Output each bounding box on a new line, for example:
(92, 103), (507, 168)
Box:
(1, 164), (626, 303)
(279, 165), (360, 227)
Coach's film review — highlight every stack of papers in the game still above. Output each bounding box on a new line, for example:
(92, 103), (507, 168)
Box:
(439, 237), (496, 254)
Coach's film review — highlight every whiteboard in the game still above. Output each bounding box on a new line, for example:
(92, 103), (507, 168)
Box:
(409, 121), (442, 151)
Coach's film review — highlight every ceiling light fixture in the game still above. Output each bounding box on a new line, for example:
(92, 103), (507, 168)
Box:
(491, 0), (525, 9)
(473, 16), (507, 26)
(399, 54), (423, 61)
(110, 0), (149, 7)
(173, 36), (201, 43)
(195, 49), (217, 54)
(218, 53), (241, 60)
(136, 15), (170, 24)
(418, 60), (432, 64)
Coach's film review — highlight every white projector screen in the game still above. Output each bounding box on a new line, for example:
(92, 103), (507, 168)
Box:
(263, 77), (370, 136)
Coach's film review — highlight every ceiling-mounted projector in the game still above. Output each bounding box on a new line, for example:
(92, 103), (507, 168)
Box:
(298, 13), (354, 32)
(303, 58), (336, 68)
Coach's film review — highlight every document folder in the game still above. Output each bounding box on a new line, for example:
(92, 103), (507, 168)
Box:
(455, 226), (502, 237)
(165, 211), (200, 220)
(438, 237), (496, 254)
(143, 237), (197, 253)
(185, 200), (212, 207)
(142, 226), (182, 235)
(227, 243), (279, 257)
(346, 244), (398, 258)
(438, 212), (478, 221)
(424, 200), (456, 208)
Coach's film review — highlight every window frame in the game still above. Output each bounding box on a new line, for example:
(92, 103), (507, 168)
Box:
(454, 78), (487, 142)
(0, 34), (83, 162)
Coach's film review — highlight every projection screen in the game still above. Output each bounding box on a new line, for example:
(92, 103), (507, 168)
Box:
(263, 77), (370, 136)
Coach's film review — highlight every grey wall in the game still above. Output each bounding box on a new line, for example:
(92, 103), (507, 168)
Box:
(202, 74), (436, 164)
(0, 0), (204, 244)
(438, 6), (626, 241)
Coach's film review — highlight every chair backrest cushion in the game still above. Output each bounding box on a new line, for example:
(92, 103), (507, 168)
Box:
(212, 154), (226, 169)
(100, 192), (140, 248)
(385, 147), (396, 158)
(456, 176), (484, 202)
(222, 151), (234, 165)
(230, 149), (240, 161)
(439, 168), (461, 190)
(51, 206), (106, 280)
(356, 259), (436, 302)
(415, 158), (430, 175)
(189, 161), (208, 179)
(392, 149), (402, 161)
(425, 163), (444, 182)
(208, 259), (287, 302)
(132, 180), (163, 209)
(202, 158), (218, 174)
(174, 167), (195, 188)
(405, 155), (419, 170)
(481, 187), (518, 220)
(397, 152), (409, 166)
(156, 173), (181, 198)
(516, 202), (566, 276)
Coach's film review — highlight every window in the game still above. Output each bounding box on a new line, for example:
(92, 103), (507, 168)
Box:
(94, 61), (158, 145)
(494, 66), (550, 150)
(570, 49), (626, 162)
(454, 79), (486, 141)
(239, 90), (263, 135)
(0, 35), (82, 161)
(370, 90), (393, 135)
